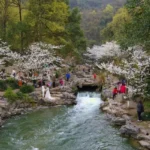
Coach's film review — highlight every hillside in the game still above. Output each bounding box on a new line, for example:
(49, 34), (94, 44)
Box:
(70, 0), (126, 46)
(70, 0), (126, 9)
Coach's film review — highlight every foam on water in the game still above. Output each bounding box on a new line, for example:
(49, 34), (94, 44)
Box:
(76, 92), (102, 112)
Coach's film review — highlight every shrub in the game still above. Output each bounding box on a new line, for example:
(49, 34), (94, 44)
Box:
(16, 91), (24, 99)
(22, 94), (34, 103)
(6, 78), (19, 89)
(72, 86), (78, 93)
(4, 88), (18, 103)
(20, 85), (34, 93)
(16, 91), (34, 103)
(0, 80), (7, 91)
(55, 71), (60, 78)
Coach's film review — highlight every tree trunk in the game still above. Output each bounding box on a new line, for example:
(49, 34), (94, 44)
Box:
(2, 0), (9, 41)
(18, 0), (23, 52)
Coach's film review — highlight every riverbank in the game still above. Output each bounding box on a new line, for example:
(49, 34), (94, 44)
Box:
(0, 85), (77, 127)
(0, 91), (137, 150)
(100, 93), (150, 150)
(0, 68), (100, 128)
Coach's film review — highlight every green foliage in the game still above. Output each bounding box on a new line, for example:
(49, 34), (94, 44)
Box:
(101, 7), (131, 45)
(102, 0), (150, 50)
(66, 8), (87, 56)
(20, 85), (34, 93)
(144, 75), (150, 100)
(124, 0), (150, 50)
(55, 71), (60, 78)
(0, 0), (87, 59)
(6, 78), (19, 89)
(72, 86), (78, 93)
(4, 88), (18, 103)
(16, 91), (34, 103)
(70, 0), (126, 45)
(0, 80), (7, 91)
(25, 0), (69, 45)
(4, 87), (34, 103)
(16, 91), (24, 100)
(0, 78), (19, 91)
(22, 93), (34, 103)
(70, 0), (102, 9)
(99, 4), (114, 29)
(144, 101), (150, 111)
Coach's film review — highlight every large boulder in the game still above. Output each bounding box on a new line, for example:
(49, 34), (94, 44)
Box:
(120, 123), (140, 138)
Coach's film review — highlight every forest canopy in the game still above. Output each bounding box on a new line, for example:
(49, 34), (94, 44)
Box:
(101, 0), (150, 51)
(69, 0), (126, 46)
(0, 0), (86, 57)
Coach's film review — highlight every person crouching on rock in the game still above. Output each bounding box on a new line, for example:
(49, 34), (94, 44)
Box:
(59, 78), (64, 86)
(112, 87), (118, 100)
(137, 100), (144, 121)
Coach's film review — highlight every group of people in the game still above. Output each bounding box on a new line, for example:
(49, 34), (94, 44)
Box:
(112, 79), (145, 121)
(40, 72), (71, 101)
(112, 80), (127, 99)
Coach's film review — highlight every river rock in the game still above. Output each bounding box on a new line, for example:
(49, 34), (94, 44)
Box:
(29, 92), (40, 101)
(120, 124), (140, 138)
(122, 114), (131, 121)
(63, 93), (76, 99)
(100, 102), (109, 109)
(111, 117), (126, 126)
(139, 140), (150, 149)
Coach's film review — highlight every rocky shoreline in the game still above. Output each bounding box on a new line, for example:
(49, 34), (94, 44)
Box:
(0, 70), (98, 128)
(100, 98), (150, 150)
(0, 92), (76, 128)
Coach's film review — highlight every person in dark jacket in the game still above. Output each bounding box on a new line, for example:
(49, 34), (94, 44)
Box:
(137, 100), (144, 121)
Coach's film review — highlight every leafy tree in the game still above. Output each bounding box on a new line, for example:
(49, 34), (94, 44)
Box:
(99, 4), (114, 30)
(101, 7), (132, 46)
(0, 0), (11, 41)
(25, 0), (69, 45)
(65, 8), (86, 56)
(125, 0), (150, 51)
(102, 0), (150, 50)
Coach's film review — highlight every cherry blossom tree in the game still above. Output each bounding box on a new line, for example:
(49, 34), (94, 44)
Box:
(86, 42), (150, 97)
(0, 40), (63, 71)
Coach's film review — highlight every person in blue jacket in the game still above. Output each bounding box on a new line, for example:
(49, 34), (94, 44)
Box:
(66, 73), (71, 81)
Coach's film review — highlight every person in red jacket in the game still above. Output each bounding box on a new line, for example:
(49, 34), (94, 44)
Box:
(112, 87), (118, 99)
(120, 84), (126, 93)
(93, 73), (97, 80)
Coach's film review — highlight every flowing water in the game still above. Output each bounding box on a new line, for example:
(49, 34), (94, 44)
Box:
(0, 92), (137, 150)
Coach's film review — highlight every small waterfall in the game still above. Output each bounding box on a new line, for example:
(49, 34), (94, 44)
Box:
(72, 92), (102, 116)
(76, 92), (102, 107)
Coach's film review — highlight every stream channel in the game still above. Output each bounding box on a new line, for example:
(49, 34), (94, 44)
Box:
(0, 92), (137, 150)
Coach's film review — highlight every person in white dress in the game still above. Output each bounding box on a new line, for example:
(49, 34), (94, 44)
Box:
(45, 85), (55, 101)
(41, 85), (45, 98)
(11, 69), (16, 78)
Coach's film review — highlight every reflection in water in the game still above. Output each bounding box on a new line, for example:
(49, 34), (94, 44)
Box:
(0, 92), (137, 150)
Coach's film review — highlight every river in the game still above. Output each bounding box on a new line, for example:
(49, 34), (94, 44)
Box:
(0, 92), (137, 150)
